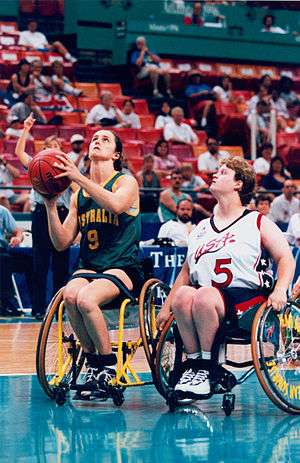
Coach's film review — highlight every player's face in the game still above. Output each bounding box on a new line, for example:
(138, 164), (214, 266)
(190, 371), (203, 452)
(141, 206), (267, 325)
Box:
(47, 139), (61, 150)
(210, 165), (241, 195)
(89, 130), (119, 163)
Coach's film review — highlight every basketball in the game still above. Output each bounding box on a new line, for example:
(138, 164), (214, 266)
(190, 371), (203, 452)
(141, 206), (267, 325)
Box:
(28, 149), (71, 196)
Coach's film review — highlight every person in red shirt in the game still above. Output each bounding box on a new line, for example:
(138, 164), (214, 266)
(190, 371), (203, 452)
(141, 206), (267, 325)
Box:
(184, 2), (204, 26)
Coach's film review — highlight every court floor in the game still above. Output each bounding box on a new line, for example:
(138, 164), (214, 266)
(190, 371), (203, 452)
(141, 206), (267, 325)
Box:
(1, 319), (300, 462)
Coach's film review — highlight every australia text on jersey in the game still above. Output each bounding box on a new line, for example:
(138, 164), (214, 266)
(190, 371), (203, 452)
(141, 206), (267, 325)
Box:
(194, 231), (236, 263)
(78, 208), (119, 228)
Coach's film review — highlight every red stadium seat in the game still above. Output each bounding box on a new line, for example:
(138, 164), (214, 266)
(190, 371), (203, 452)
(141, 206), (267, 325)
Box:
(287, 144), (300, 176)
(136, 129), (163, 143)
(123, 142), (142, 159)
(133, 99), (149, 115)
(75, 82), (98, 98)
(4, 139), (35, 155)
(139, 114), (155, 129)
(113, 128), (137, 143)
(169, 144), (193, 159)
(21, 51), (45, 63)
(19, 0), (37, 13)
(37, 0), (59, 16)
(141, 143), (155, 156)
(0, 22), (18, 34)
(98, 83), (123, 97)
(0, 36), (17, 47)
(58, 125), (86, 139)
(215, 101), (237, 116)
(78, 98), (99, 111)
(31, 125), (58, 139)
(55, 111), (81, 125)
(13, 174), (31, 193)
(128, 157), (144, 173)
(195, 130), (207, 145)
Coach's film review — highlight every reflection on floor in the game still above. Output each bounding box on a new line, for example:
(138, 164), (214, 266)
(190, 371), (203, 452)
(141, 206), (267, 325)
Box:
(1, 374), (300, 463)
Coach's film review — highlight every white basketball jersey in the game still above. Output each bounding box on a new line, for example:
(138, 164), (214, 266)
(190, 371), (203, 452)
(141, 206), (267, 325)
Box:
(187, 210), (273, 290)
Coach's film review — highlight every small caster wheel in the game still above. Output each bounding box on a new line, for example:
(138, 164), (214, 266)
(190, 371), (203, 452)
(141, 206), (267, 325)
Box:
(55, 389), (66, 406)
(112, 388), (124, 407)
(222, 393), (235, 416)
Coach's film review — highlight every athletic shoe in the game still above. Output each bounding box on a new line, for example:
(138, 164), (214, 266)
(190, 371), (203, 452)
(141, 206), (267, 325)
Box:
(80, 366), (101, 397)
(175, 367), (196, 394)
(187, 369), (211, 397)
(97, 367), (116, 393)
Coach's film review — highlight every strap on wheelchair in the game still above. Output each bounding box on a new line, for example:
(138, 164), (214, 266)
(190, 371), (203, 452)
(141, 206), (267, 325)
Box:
(70, 272), (136, 303)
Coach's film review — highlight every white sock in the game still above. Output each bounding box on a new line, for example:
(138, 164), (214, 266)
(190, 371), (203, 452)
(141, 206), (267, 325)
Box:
(104, 364), (116, 371)
(201, 117), (207, 126)
(202, 351), (211, 360)
(65, 52), (71, 60)
(186, 352), (201, 360)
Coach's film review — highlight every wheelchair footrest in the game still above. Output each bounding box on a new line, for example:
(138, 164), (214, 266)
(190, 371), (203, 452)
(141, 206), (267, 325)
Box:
(211, 366), (237, 394)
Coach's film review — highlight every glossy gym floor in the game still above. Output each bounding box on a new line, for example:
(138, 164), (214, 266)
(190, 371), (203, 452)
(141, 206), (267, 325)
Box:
(1, 317), (300, 463)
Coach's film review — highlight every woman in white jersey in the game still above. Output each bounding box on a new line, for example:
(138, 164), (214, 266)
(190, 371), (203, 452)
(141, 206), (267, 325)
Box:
(157, 157), (295, 400)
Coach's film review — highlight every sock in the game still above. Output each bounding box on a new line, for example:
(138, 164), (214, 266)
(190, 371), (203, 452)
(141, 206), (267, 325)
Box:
(202, 351), (211, 360)
(187, 352), (201, 360)
(201, 117), (207, 127)
(65, 52), (71, 60)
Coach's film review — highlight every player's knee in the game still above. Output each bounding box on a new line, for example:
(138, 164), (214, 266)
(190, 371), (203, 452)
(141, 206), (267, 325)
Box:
(76, 288), (99, 314)
(63, 288), (78, 309)
(192, 287), (216, 313)
(172, 286), (194, 314)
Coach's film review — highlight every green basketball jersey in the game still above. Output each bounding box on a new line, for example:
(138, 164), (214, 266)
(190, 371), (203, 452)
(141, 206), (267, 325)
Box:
(75, 171), (141, 271)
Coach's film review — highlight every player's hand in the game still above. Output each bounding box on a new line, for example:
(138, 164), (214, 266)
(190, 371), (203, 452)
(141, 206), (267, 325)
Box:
(24, 113), (36, 131)
(292, 276), (300, 299)
(54, 154), (83, 183)
(9, 236), (22, 248)
(267, 287), (287, 312)
(156, 308), (171, 331)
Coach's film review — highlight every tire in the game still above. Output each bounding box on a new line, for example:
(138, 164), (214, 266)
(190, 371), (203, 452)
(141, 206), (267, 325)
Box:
(251, 301), (300, 414)
(36, 288), (84, 399)
(138, 279), (170, 370)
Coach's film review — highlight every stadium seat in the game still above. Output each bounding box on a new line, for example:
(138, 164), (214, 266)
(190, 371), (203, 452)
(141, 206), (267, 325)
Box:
(98, 83), (123, 97)
(141, 143), (155, 156)
(133, 99), (149, 115)
(215, 101), (237, 116)
(0, 36), (17, 47)
(128, 157), (143, 172)
(3, 154), (26, 172)
(21, 51), (45, 63)
(287, 144), (300, 177)
(55, 111), (82, 125)
(215, 63), (238, 78)
(139, 114), (155, 129)
(31, 125), (58, 139)
(74, 82), (98, 98)
(113, 128), (137, 143)
(169, 144), (193, 159)
(13, 174), (31, 193)
(85, 126), (100, 140)
(58, 125), (86, 139)
(195, 130), (207, 145)
(0, 22), (18, 34)
(4, 139), (35, 155)
(78, 98), (99, 111)
(136, 129), (163, 143)
(19, 0), (36, 13)
(37, 0), (59, 16)
(123, 143), (142, 159)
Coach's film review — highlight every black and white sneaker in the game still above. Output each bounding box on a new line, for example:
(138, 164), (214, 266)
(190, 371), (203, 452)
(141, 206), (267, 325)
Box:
(175, 368), (196, 394)
(97, 367), (116, 393)
(187, 369), (211, 398)
(80, 366), (101, 397)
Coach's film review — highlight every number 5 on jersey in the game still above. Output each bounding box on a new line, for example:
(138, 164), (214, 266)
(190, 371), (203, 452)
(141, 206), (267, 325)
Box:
(212, 258), (233, 288)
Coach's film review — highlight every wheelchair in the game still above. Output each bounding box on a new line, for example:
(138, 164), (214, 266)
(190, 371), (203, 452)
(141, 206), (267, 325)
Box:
(153, 286), (300, 416)
(36, 275), (168, 406)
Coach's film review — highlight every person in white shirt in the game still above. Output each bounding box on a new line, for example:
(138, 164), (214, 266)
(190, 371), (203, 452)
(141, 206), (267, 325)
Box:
(164, 106), (198, 145)
(158, 198), (195, 246)
(213, 75), (233, 103)
(286, 212), (300, 246)
(255, 193), (273, 220)
(253, 142), (273, 175)
(119, 99), (141, 129)
(261, 14), (287, 35)
(18, 20), (77, 63)
(67, 134), (86, 174)
(270, 180), (299, 230)
(155, 101), (173, 129)
(86, 91), (123, 126)
(247, 84), (270, 115)
(197, 137), (229, 173)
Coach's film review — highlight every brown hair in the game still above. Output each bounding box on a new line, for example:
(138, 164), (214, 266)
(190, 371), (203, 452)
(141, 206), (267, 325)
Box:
(220, 157), (256, 206)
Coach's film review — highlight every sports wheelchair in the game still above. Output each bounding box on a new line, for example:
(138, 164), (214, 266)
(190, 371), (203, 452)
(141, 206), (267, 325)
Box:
(36, 276), (168, 406)
(151, 286), (300, 416)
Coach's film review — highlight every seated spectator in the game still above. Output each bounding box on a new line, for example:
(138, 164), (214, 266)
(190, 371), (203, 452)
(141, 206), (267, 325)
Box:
(255, 193), (273, 219)
(0, 156), (30, 212)
(181, 163), (208, 202)
(270, 89), (289, 121)
(213, 75), (233, 103)
(7, 94), (47, 125)
(18, 20), (77, 63)
(261, 14), (287, 34)
(6, 59), (34, 106)
(286, 210), (300, 246)
(247, 85), (270, 114)
(247, 100), (271, 148)
(155, 101), (173, 129)
(67, 134), (86, 173)
(0, 205), (33, 316)
(197, 137), (229, 173)
(164, 107), (199, 145)
(130, 36), (173, 98)
(153, 139), (181, 174)
(51, 60), (82, 97)
(261, 156), (291, 192)
(253, 142), (273, 175)
(185, 72), (216, 133)
(119, 99), (141, 129)
(86, 91), (123, 126)
(269, 179), (299, 231)
(5, 117), (33, 140)
(158, 168), (192, 222)
(136, 154), (161, 212)
(184, 1), (204, 25)
(157, 198), (195, 246)
(31, 59), (53, 103)
(278, 76), (300, 107)
(260, 74), (273, 94)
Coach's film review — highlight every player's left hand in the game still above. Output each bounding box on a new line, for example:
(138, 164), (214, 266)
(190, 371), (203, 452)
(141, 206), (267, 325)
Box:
(54, 154), (83, 182)
(267, 287), (287, 312)
(9, 236), (22, 248)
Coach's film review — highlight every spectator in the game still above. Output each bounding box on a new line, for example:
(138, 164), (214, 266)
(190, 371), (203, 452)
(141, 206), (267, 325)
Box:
(0, 155), (30, 212)
(286, 210), (300, 246)
(247, 85), (270, 114)
(185, 72), (216, 133)
(18, 20), (77, 63)
(136, 154), (161, 212)
(259, 74), (273, 94)
(253, 142), (273, 175)
(184, 2), (204, 25)
(130, 36), (173, 98)
(278, 76), (300, 106)
(0, 204), (33, 316)
(164, 107), (199, 145)
(269, 179), (299, 231)
(155, 101), (173, 129)
(5, 117), (33, 140)
(158, 198), (195, 246)
(213, 75), (233, 103)
(51, 60), (82, 97)
(261, 14), (287, 34)
(7, 94), (47, 125)
(247, 100), (271, 148)
(31, 59), (53, 103)
(197, 137), (229, 173)
(181, 163), (208, 201)
(158, 168), (192, 222)
(255, 193), (273, 219)
(67, 134), (86, 173)
(6, 59), (34, 105)
(153, 139), (181, 174)
(270, 89), (289, 120)
(202, 0), (226, 25)
(119, 99), (141, 129)
(85, 91), (123, 126)
(261, 156), (291, 192)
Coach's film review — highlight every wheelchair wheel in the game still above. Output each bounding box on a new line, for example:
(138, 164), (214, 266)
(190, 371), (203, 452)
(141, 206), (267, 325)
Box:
(36, 288), (84, 399)
(252, 301), (300, 414)
(139, 279), (170, 369)
(154, 315), (185, 398)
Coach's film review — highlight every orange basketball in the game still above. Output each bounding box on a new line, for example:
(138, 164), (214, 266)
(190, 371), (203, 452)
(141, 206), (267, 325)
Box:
(28, 149), (71, 196)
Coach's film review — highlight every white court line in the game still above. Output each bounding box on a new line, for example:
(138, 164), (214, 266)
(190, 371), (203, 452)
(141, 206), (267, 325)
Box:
(0, 373), (36, 377)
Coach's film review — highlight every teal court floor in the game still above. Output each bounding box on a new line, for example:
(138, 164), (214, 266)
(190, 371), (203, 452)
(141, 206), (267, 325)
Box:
(1, 373), (300, 463)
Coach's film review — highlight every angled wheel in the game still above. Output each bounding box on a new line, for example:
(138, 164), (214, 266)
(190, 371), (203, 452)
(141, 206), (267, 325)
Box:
(36, 288), (84, 399)
(251, 300), (300, 414)
(139, 279), (170, 370)
(154, 315), (185, 398)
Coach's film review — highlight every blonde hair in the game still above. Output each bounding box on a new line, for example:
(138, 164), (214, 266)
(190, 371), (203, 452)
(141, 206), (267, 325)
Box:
(220, 157), (256, 206)
(43, 135), (62, 150)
